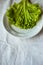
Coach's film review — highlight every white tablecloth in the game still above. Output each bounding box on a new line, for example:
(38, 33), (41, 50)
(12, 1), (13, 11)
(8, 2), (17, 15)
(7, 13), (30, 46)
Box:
(0, 0), (43, 65)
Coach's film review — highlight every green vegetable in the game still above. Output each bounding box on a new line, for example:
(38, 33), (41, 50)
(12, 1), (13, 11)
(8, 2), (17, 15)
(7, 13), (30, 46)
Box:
(6, 0), (42, 29)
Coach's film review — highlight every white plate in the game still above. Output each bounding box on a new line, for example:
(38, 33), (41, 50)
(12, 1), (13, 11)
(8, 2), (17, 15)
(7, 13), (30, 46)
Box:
(3, 0), (43, 38)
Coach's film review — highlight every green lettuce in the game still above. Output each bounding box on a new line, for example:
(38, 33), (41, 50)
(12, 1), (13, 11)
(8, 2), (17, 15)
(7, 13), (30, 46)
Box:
(6, 0), (42, 29)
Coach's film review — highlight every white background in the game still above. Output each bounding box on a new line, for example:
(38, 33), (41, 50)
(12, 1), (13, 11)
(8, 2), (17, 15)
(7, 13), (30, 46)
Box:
(0, 0), (43, 65)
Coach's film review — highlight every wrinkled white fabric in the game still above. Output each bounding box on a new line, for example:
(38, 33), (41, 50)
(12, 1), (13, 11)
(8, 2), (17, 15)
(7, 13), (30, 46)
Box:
(0, 0), (43, 65)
